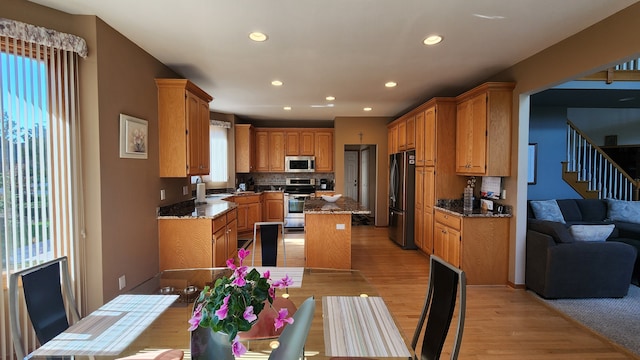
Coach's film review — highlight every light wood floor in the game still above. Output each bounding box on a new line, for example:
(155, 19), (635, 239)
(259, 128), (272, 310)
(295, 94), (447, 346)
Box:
(264, 225), (639, 360)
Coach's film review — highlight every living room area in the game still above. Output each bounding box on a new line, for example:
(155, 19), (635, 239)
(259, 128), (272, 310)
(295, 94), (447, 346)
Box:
(526, 62), (640, 356)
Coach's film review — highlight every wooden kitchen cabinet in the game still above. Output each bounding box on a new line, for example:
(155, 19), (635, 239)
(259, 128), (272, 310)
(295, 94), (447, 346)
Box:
(388, 122), (399, 154)
(455, 82), (515, 176)
(314, 130), (334, 172)
(398, 118), (407, 151)
(285, 130), (315, 156)
(262, 192), (284, 222)
(434, 209), (509, 285)
(158, 208), (237, 270)
(233, 194), (262, 233)
(255, 129), (285, 172)
(415, 166), (435, 254)
(405, 115), (415, 150)
(156, 79), (213, 177)
(235, 124), (255, 173)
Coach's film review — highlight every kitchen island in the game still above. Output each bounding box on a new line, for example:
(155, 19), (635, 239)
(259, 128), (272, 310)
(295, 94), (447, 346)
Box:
(304, 196), (371, 269)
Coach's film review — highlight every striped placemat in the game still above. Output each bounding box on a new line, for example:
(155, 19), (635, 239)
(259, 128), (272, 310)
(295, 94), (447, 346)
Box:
(251, 266), (303, 288)
(323, 296), (412, 357)
(30, 294), (178, 356)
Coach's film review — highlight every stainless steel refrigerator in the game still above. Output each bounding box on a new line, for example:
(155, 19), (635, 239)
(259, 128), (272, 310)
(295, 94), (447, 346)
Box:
(388, 150), (416, 249)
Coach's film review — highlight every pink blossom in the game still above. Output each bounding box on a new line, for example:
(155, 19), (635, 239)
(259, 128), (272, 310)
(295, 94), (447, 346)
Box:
(231, 274), (246, 287)
(226, 258), (236, 270)
(263, 270), (270, 279)
(273, 274), (294, 289)
(238, 248), (250, 263)
(187, 303), (203, 331)
(215, 295), (230, 320)
(231, 335), (247, 357)
(243, 305), (257, 322)
(269, 286), (275, 299)
(273, 308), (294, 330)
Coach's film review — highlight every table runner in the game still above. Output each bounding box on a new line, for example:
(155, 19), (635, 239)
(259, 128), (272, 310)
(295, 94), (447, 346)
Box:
(251, 266), (303, 288)
(29, 294), (178, 356)
(323, 296), (412, 357)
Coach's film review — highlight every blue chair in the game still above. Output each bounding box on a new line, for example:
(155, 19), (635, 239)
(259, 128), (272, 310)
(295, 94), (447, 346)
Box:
(9, 256), (81, 360)
(411, 255), (466, 360)
(268, 296), (315, 360)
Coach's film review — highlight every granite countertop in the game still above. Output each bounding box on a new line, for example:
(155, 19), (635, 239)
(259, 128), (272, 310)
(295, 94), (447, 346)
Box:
(158, 196), (236, 219)
(304, 196), (371, 215)
(435, 198), (512, 218)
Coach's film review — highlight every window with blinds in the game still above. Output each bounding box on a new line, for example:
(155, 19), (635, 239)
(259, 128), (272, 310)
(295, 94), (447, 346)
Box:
(1, 24), (86, 358)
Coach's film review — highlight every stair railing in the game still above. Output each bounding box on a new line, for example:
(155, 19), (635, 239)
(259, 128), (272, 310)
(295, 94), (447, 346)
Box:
(566, 120), (639, 200)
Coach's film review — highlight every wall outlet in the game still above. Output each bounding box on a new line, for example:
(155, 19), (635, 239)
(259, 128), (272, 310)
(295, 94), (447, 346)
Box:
(336, 223), (346, 230)
(118, 275), (126, 290)
(160, 189), (166, 201)
(183, 185), (189, 195)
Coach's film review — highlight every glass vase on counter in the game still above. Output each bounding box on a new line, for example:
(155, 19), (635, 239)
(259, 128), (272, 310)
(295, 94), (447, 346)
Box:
(463, 186), (473, 214)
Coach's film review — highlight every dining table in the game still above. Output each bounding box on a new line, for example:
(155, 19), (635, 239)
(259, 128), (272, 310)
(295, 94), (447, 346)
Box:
(26, 267), (414, 360)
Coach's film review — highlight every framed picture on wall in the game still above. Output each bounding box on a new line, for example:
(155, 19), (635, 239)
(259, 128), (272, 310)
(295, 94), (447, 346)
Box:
(528, 143), (537, 185)
(119, 114), (148, 159)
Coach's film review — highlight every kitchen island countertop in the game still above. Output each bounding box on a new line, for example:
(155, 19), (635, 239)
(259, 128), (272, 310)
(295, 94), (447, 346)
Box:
(304, 196), (371, 215)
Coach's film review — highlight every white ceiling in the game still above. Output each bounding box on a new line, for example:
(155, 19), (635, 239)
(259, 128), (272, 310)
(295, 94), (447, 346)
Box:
(30, 0), (640, 123)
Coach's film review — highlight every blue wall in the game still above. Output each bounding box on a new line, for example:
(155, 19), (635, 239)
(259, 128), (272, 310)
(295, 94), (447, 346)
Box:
(528, 107), (580, 200)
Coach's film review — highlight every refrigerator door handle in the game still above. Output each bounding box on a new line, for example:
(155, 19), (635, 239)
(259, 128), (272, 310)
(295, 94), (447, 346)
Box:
(389, 156), (398, 206)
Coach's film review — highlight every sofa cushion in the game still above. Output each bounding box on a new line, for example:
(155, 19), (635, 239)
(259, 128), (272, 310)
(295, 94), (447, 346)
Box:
(528, 219), (573, 243)
(556, 199), (582, 222)
(530, 200), (566, 223)
(613, 221), (640, 239)
(575, 199), (608, 222)
(607, 199), (640, 224)
(569, 224), (615, 242)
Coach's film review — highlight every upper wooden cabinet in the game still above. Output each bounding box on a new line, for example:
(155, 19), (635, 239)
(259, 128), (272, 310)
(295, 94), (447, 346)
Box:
(387, 114), (415, 155)
(156, 79), (213, 177)
(235, 124), (255, 173)
(255, 129), (285, 172)
(455, 82), (515, 176)
(285, 130), (315, 156)
(314, 130), (334, 172)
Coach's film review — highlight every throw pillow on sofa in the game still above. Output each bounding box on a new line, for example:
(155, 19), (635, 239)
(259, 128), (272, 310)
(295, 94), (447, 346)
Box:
(528, 219), (574, 243)
(607, 198), (640, 224)
(530, 199), (566, 223)
(569, 224), (615, 242)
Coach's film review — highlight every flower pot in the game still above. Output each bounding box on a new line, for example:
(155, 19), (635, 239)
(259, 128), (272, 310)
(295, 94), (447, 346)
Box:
(190, 326), (234, 360)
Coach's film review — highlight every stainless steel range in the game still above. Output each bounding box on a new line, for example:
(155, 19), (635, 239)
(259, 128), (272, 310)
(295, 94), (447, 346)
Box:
(284, 178), (315, 228)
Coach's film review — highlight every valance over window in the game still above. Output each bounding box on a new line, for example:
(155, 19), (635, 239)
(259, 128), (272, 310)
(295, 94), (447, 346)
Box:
(0, 17), (88, 57)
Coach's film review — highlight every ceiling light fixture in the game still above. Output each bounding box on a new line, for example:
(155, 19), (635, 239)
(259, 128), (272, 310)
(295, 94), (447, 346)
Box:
(363, 107), (372, 111)
(385, 81), (397, 88)
(472, 13), (505, 20)
(326, 96), (335, 101)
(249, 32), (268, 42)
(283, 106), (292, 110)
(423, 35), (443, 46)
(271, 80), (283, 86)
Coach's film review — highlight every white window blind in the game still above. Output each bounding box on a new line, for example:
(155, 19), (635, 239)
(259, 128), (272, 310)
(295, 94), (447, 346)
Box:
(0, 19), (86, 359)
(198, 120), (229, 186)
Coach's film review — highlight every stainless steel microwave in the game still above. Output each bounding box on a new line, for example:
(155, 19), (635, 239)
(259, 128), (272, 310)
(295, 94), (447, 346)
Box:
(285, 156), (315, 173)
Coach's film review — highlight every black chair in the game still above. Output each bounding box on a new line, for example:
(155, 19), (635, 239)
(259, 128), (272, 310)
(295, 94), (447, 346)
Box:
(9, 256), (81, 360)
(411, 255), (466, 360)
(251, 221), (287, 266)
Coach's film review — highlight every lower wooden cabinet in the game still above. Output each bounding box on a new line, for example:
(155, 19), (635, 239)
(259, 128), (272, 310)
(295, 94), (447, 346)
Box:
(158, 208), (238, 270)
(434, 209), (509, 285)
(262, 192), (284, 222)
(232, 194), (262, 233)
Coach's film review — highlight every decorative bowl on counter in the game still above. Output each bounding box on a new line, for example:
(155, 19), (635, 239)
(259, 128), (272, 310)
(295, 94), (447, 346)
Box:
(321, 194), (342, 202)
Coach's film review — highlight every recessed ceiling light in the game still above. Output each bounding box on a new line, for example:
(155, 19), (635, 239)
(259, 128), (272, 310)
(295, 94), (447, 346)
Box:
(326, 96), (335, 101)
(271, 80), (283, 86)
(385, 81), (397, 88)
(283, 106), (292, 110)
(423, 35), (443, 46)
(363, 107), (372, 111)
(249, 32), (268, 42)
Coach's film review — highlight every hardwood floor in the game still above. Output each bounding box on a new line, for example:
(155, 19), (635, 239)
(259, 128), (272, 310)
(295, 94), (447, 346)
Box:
(270, 225), (639, 359)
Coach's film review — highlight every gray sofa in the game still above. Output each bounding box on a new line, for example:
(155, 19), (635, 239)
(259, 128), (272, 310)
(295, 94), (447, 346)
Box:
(526, 198), (639, 298)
